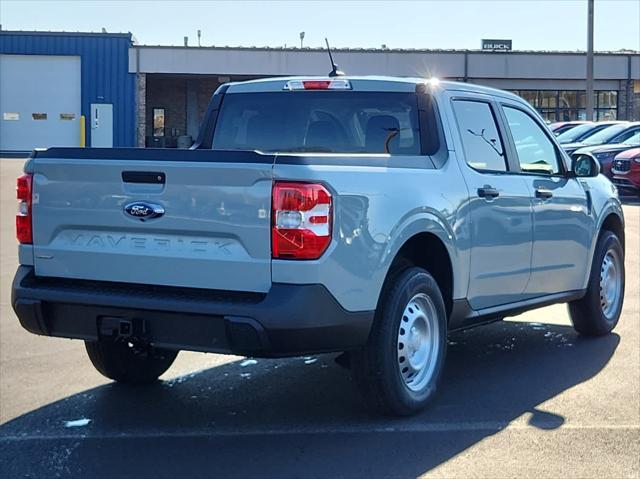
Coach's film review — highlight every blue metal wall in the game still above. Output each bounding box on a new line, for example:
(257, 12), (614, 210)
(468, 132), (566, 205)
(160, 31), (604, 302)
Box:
(0, 31), (135, 147)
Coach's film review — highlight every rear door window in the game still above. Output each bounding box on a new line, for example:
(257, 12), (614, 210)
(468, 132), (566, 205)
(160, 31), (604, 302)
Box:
(452, 100), (507, 172)
(212, 92), (422, 155)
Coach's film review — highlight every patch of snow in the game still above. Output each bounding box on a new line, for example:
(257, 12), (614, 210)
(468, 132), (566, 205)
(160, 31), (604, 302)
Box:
(164, 369), (205, 387)
(304, 357), (318, 365)
(240, 359), (258, 367)
(64, 418), (91, 428)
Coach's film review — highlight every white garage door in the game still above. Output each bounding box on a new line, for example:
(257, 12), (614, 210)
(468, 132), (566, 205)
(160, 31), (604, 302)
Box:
(0, 54), (81, 151)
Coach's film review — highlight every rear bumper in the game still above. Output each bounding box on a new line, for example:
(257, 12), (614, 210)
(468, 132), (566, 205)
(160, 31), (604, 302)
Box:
(11, 266), (374, 357)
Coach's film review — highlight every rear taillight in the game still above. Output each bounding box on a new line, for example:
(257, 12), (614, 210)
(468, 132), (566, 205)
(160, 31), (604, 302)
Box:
(272, 182), (332, 260)
(16, 173), (33, 244)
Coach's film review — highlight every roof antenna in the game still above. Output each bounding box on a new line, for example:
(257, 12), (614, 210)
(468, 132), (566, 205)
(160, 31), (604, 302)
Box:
(325, 38), (345, 77)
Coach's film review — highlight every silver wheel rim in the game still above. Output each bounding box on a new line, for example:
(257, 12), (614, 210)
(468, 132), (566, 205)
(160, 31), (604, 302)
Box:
(600, 248), (622, 320)
(397, 293), (440, 392)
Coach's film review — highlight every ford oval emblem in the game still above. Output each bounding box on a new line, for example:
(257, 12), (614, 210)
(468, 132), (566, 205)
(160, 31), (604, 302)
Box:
(124, 202), (165, 221)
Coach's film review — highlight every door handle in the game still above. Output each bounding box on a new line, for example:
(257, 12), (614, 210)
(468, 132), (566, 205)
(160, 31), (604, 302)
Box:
(535, 188), (553, 200)
(477, 186), (500, 199)
(122, 171), (166, 184)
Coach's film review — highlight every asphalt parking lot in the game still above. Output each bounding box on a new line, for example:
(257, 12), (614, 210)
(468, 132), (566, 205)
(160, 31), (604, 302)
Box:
(0, 158), (638, 478)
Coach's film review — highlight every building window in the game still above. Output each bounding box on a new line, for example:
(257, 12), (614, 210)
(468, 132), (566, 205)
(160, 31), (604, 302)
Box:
(153, 108), (165, 137)
(32, 113), (47, 120)
(559, 91), (577, 109)
(597, 91), (617, 121)
(510, 90), (618, 121)
(518, 91), (539, 108)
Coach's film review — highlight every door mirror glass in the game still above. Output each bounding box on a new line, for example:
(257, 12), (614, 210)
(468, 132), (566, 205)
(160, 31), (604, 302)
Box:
(572, 154), (600, 177)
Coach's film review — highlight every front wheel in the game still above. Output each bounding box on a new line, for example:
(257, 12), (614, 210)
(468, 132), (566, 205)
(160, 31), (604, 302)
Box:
(352, 267), (447, 416)
(85, 340), (178, 384)
(569, 230), (625, 336)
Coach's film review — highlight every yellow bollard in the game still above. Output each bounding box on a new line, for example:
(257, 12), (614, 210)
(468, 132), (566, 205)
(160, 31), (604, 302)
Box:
(79, 115), (86, 147)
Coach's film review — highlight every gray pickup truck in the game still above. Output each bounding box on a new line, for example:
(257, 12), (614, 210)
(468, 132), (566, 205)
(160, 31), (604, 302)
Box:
(12, 76), (625, 416)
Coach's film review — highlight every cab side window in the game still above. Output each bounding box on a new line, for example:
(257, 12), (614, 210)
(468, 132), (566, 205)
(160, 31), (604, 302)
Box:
(503, 106), (562, 175)
(452, 100), (507, 172)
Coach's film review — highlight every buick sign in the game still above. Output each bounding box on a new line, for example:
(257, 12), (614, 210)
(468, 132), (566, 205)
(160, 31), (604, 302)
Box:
(481, 39), (512, 52)
(124, 202), (165, 221)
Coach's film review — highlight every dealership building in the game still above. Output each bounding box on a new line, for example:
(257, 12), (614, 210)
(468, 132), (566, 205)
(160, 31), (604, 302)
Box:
(1, 29), (639, 152)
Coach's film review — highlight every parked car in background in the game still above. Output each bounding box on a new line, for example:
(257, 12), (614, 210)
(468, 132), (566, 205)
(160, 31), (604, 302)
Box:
(549, 121), (590, 136)
(610, 147), (640, 195)
(556, 121), (623, 145)
(572, 131), (640, 175)
(562, 122), (639, 155)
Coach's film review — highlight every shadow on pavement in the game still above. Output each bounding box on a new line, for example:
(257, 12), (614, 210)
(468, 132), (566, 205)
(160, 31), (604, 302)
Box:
(0, 320), (619, 478)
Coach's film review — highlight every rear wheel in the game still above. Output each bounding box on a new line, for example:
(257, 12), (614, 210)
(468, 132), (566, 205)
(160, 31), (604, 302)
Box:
(353, 266), (447, 416)
(85, 340), (178, 384)
(569, 230), (625, 336)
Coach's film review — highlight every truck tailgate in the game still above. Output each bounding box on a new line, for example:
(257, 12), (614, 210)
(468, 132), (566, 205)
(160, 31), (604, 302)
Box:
(31, 152), (274, 292)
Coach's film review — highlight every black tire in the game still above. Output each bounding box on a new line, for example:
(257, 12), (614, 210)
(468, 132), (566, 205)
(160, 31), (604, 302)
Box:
(352, 266), (447, 416)
(85, 340), (178, 383)
(568, 230), (625, 336)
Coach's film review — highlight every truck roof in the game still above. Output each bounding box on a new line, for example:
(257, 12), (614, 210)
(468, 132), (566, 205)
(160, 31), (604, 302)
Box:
(223, 75), (523, 101)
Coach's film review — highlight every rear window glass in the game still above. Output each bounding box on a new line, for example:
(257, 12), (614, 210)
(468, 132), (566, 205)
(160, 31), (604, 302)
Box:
(212, 92), (421, 155)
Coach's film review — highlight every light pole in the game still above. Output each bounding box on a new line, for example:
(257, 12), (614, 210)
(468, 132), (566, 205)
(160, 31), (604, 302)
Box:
(300, 31), (305, 49)
(586, 0), (595, 120)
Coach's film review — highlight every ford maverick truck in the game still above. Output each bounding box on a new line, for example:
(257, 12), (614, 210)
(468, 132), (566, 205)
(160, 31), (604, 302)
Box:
(12, 77), (625, 415)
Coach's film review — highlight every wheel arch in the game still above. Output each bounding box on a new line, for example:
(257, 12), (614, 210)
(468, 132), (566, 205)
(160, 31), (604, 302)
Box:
(599, 211), (625, 251)
(381, 229), (456, 320)
(580, 205), (625, 291)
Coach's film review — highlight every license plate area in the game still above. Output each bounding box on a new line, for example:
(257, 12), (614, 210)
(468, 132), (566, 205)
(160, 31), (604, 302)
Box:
(48, 303), (230, 352)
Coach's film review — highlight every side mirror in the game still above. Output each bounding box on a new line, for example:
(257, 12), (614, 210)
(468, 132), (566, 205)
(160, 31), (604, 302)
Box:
(571, 154), (600, 178)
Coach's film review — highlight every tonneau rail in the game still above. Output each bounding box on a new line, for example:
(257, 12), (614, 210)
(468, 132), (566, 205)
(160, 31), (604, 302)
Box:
(31, 147), (275, 164)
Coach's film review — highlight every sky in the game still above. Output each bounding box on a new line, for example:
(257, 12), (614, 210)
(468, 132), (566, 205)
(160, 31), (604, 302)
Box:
(1, 0), (639, 52)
